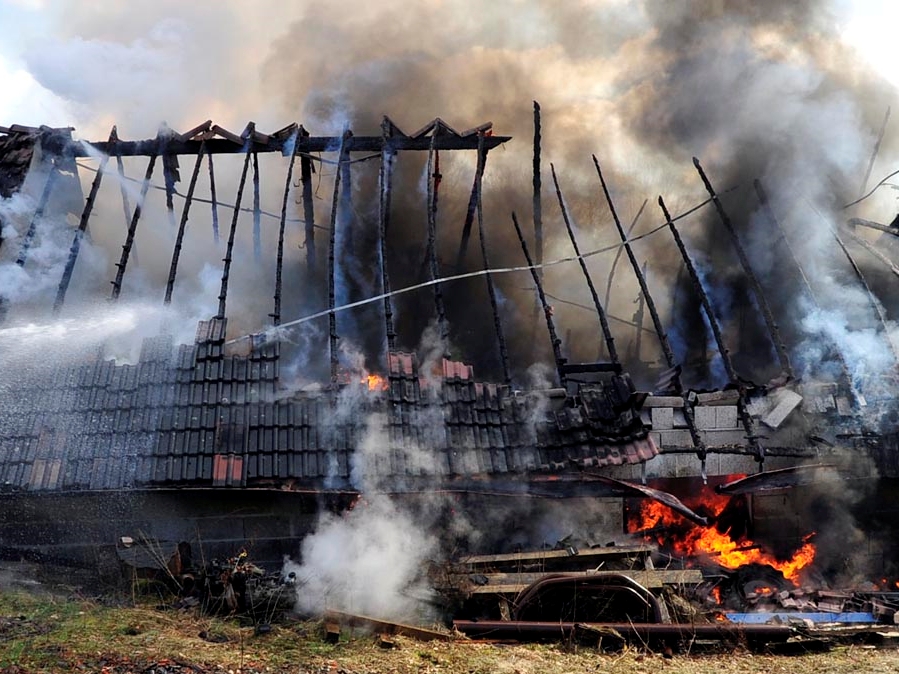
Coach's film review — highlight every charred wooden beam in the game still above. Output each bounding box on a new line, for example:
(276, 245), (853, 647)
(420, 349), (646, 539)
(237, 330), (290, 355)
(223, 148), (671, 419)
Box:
(693, 157), (793, 379)
(426, 132), (449, 350)
(53, 128), (115, 313)
(299, 126), (316, 270)
(844, 227), (899, 280)
(164, 142), (206, 305)
(207, 152), (220, 244)
(110, 127), (134, 247)
(15, 159), (58, 267)
(110, 149), (159, 300)
(475, 134), (511, 385)
(67, 134), (511, 157)
(271, 131), (299, 326)
(551, 163), (619, 367)
(328, 131), (351, 383)
(848, 217), (899, 238)
(511, 211), (566, 387)
(379, 119), (397, 350)
(533, 101), (543, 268)
(216, 132), (254, 318)
(594, 157), (675, 369)
(658, 195), (761, 466)
(453, 151), (488, 271)
(252, 151), (262, 261)
(161, 135), (179, 229)
(860, 106), (891, 199)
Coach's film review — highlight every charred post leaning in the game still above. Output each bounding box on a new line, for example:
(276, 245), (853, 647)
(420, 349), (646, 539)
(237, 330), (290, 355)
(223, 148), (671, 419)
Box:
(693, 157), (793, 380)
(328, 130), (351, 383)
(299, 126), (316, 270)
(511, 211), (567, 388)
(533, 101), (543, 269)
(658, 195), (762, 467)
(551, 163), (619, 367)
(215, 129), (254, 319)
(476, 132), (512, 385)
(252, 151), (262, 261)
(426, 130), (449, 351)
(207, 152), (220, 244)
(378, 118), (397, 351)
(164, 142), (207, 305)
(271, 130), (299, 326)
(15, 158), (58, 267)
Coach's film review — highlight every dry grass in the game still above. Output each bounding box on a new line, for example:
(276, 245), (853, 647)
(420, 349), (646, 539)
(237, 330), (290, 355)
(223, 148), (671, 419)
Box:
(2, 588), (899, 673)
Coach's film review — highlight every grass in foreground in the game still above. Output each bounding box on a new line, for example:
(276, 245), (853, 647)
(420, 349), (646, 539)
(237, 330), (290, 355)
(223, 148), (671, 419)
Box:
(2, 588), (899, 674)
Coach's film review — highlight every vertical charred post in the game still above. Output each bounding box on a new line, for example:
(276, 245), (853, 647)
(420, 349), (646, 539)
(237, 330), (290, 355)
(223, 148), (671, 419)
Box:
(54, 128), (115, 313)
(551, 163), (619, 367)
(379, 119), (397, 351)
(161, 135), (179, 229)
(164, 143), (206, 305)
(453, 151), (488, 271)
(511, 211), (566, 388)
(15, 159), (58, 267)
(271, 130), (299, 326)
(111, 127), (133, 233)
(110, 143), (159, 300)
(595, 156), (675, 368)
(216, 131), (254, 319)
(252, 151), (262, 261)
(658, 195), (761, 466)
(692, 157), (793, 380)
(299, 126), (316, 270)
(207, 152), (220, 244)
(328, 130), (351, 383)
(426, 131), (449, 350)
(533, 101), (543, 269)
(475, 133), (511, 385)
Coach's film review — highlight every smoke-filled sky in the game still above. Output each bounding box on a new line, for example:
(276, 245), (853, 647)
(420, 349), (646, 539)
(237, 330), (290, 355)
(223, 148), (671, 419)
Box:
(1, 0), (899, 389)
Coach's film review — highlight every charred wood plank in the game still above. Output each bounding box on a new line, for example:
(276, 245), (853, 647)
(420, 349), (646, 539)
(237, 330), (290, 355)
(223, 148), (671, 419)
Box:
(164, 142), (206, 305)
(271, 130), (299, 326)
(299, 126), (316, 270)
(533, 101), (543, 268)
(207, 152), (220, 244)
(111, 149), (159, 300)
(15, 159), (58, 267)
(426, 132), (449, 350)
(216, 129), (254, 318)
(252, 150), (261, 261)
(378, 119), (397, 350)
(328, 131), (351, 383)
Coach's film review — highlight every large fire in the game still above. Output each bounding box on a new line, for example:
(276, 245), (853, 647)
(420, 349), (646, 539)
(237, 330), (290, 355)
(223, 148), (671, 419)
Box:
(363, 374), (389, 391)
(629, 481), (816, 584)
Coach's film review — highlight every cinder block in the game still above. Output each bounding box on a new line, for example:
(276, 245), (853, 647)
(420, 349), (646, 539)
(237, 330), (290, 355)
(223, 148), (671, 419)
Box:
(694, 406), (716, 430)
(659, 429), (694, 448)
(672, 409), (688, 428)
(717, 453), (757, 475)
(642, 396), (684, 408)
(701, 429), (747, 447)
(715, 406), (738, 429)
(651, 407), (674, 430)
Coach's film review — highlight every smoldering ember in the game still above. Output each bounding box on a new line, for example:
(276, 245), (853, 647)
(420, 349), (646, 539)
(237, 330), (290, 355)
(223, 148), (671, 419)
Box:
(3, 104), (899, 652)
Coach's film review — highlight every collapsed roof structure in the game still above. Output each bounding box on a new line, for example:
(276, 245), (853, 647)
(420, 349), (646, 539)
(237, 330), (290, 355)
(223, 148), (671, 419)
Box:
(1, 108), (898, 582)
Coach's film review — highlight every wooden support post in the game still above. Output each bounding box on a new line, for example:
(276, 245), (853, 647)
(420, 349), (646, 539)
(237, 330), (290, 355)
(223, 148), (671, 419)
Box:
(162, 145), (179, 229)
(693, 157), (793, 379)
(454, 153), (488, 271)
(207, 152), (220, 244)
(533, 101), (543, 268)
(299, 126), (316, 271)
(164, 142), (207, 305)
(551, 163), (619, 367)
(659, 195), (759, 466)
(53, 128), (115, 313)
(252, 151), (262, 261)
(328, 131), (351, 383)
(216, 130), (254, 318)
(15, 159), (58, 267)
(379, 118), (397, 351)
(594, 156), (675, 369)
(475, 134), (511, 385)
(511, 211), (566, 387)
(110, 149), (158, 300)
(426, 131), (449, 350)
(272, 130), (299, 326)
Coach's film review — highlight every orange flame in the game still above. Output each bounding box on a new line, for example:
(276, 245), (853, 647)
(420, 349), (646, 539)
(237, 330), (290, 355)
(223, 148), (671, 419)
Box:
(363, 374), (388, 391)
(629, 482), (816, 584)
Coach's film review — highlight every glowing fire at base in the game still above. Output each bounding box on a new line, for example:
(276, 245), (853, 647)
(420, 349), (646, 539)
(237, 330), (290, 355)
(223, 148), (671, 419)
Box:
(630, 482), (816, 584)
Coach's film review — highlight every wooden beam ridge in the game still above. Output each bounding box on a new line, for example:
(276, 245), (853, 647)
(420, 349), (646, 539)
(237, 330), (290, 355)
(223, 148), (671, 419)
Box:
(164, 142), (207, 305)
(594, 156), (676, 370)
(378, 118), (397, 350)
(693, 156), (793, 379)
(64, 134), (511, 157)
(207, 152), (220, 243)
(511, 210), (567, 388)
(426, 131), (449, 351)
(53, 128), (115, 313)
(15, 159), (58, 267)
(658, 195), (759, 466)
(216, 132), (254, 318)
(551, 163), (619, 367)
(328, 131), (351, 383)
(299, 126), (316, 270)
(272, 130), (300, 326)
(475, 134), (511, 385)
(110, 149), (158, 300)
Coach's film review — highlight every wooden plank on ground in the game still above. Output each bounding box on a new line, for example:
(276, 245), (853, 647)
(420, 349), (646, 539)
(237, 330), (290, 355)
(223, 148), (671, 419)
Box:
(324, 610), (454, 642)
(464, 569), (704, 594)
(458, 545), (655, 567)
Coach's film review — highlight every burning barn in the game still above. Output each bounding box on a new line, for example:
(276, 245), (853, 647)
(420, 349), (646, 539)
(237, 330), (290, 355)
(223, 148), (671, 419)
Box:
(1, 103), (899, 629)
